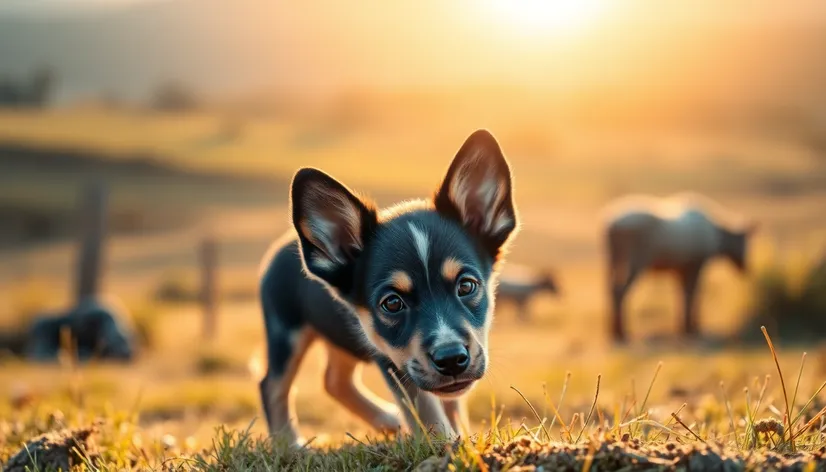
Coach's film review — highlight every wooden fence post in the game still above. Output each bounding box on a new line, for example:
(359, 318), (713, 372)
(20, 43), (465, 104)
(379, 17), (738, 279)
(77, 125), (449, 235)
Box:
(200, 236), (219, 340)
(74, 180), (107, 305)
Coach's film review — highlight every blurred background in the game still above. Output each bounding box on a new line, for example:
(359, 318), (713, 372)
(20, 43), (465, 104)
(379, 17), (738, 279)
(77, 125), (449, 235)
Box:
(1, 0), (826, 446)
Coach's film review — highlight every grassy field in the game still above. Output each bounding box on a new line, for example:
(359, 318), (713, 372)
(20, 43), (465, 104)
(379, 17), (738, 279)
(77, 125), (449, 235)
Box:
(1, 103), (826, 470)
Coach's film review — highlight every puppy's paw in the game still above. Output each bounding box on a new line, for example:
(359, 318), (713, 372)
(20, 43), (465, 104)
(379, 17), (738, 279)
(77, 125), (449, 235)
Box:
(292, 436), (310, 448)
(429, 422), (459, 441)
(268, 431), (309, 450)
(374, 410), (403, 434)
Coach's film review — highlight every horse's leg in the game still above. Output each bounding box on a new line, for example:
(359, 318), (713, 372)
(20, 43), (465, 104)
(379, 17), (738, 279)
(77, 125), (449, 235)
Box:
(678, 264), (703, 338)
(612, 264), (642, 343)
(607, 227), (645, 344)
(610, 279), (625, 343)
(607, 231), (626, 343)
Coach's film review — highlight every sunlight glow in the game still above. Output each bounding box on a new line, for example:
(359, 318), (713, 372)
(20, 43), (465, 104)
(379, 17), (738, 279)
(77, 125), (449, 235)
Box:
(488, 0), (606, 36)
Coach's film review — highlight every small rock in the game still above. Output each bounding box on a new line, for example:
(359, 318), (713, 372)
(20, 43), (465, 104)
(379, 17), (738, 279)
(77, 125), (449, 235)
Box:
(517, 435), (534, 447)
(4, 425), (98, 472)
(414, 455), (448, 472)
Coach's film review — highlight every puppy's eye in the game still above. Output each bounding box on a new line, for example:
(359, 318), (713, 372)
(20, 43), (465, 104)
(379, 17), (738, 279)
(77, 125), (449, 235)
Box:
(457, 277), (478, 297)
(379, 294), (406, 314)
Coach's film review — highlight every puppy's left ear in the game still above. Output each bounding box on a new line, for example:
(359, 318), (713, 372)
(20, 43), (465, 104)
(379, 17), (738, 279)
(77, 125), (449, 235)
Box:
(434, 129), (518, 259)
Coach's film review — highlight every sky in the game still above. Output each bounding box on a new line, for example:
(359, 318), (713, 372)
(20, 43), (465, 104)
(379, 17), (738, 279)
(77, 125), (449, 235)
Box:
(0, 0), (825, 114)
(3, 0), (824, 23)
(0, 0), (162, 17)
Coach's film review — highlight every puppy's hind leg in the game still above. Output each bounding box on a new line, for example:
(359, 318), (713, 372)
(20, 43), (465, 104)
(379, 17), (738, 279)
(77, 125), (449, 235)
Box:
(324, 342), (402, 434)
(259, 325), (316, 446)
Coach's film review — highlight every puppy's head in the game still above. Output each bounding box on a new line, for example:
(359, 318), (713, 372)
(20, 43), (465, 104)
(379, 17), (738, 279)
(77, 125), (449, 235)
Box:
(291, 130), (517, 397)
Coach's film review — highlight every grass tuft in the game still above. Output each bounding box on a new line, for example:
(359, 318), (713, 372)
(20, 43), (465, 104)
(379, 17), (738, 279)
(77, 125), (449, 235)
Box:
(3, 324), (826, 470)
(761, 325), (795, 451)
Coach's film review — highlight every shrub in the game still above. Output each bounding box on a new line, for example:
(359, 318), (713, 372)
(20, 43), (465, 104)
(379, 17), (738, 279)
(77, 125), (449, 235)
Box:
(153, 272), (197, 303)
(150, 80), (199, 112)
(739, 248), (826, 343)
(130, 302), (161, 350)
(195, 348), (241, 376)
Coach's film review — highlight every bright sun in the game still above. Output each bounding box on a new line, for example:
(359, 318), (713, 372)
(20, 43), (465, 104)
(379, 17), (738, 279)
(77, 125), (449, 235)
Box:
(488, 0), (606, 36)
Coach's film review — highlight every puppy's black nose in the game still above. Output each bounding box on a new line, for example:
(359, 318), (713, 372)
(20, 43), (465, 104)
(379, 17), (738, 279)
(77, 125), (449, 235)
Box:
(428, 344), (470, 377)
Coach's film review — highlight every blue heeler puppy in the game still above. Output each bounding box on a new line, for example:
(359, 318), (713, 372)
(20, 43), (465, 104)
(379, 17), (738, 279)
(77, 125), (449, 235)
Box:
(258, 129), (519, 445)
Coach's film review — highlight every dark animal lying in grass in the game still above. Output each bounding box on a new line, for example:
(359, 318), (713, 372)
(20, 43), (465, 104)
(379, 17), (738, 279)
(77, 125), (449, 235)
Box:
(258, 130), (519, 446)
(25, 297), (135, 362)
(603, 192), (757, 343)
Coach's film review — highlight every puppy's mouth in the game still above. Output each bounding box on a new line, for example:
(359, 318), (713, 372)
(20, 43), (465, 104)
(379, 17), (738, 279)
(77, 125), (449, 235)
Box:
(431, 379), (475, 396)
(405, 352), (487, 397)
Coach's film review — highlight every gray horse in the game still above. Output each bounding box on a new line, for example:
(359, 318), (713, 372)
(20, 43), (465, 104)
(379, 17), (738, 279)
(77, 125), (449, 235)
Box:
(603, 193), (757, 343)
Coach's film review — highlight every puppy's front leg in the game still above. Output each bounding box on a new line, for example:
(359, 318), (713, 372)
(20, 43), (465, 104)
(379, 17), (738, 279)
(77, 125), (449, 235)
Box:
(379, 359), (454, 438)
(412, 390), (453, 437)
(442, 398), (469, 434)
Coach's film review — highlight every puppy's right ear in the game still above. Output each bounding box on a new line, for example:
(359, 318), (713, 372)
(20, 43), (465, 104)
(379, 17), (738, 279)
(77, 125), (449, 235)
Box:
(291, 168), (378, 295)
(434, 130), (518, 260)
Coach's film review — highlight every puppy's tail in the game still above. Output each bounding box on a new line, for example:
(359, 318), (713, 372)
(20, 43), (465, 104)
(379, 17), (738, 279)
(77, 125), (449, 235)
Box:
(248, 344), (266, 381)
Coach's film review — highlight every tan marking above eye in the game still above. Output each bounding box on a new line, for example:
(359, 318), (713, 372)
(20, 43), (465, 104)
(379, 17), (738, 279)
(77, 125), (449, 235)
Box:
(441, 257), (462, 282)
(390, 271), (413, 292)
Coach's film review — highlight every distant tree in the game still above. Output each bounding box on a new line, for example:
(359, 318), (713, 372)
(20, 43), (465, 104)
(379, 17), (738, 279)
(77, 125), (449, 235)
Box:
(0, 67), (57, 108)
(27, 67), (55, 107)
(150, 80), (199, 112)
(0, 78), (19, 106)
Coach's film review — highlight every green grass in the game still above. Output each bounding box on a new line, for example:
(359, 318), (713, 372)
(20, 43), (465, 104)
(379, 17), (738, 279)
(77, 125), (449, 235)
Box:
(3, 328), (826, 471)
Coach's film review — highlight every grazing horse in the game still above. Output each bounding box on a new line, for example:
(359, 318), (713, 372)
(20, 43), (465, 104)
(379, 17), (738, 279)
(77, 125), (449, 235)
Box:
(496, 264), (560, 322)
(603, 193), (757, 343)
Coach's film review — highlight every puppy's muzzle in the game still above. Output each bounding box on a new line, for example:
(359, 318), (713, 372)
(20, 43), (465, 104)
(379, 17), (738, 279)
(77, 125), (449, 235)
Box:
(428, 343), (470, 377)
